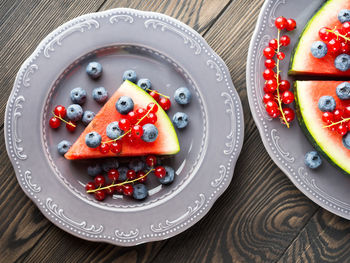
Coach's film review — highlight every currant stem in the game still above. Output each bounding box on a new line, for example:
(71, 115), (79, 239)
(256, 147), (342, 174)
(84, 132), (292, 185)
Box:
(147, 89), (170, 99)
(87, 169), (154, 193)
(52, 112), (76, 127)
(323, 117), (350, 128)
(101, 104), (155, 144)
(327, 28), (350, 42)
(275, 29), (290, 128)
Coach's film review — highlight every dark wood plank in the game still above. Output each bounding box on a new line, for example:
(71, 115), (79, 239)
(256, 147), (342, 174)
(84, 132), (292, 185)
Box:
(0, 1), (231, 263)
(278, 210), (350, 263)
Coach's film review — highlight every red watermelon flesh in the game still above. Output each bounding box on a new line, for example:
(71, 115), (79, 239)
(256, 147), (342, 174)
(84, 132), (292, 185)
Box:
(290, 0), (350, 77)
(65, 81), (180, 160)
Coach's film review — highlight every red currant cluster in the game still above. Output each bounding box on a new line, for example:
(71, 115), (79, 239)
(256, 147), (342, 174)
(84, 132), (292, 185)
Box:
(322, 106), (350, 136)
(49, 105), (76, 132)
(98, 102), (159, 155)
(148, 90), (171, 111)
(319, 23), (350, 55)
(85, 155), (167, 201)
(262, 16), (297, 128)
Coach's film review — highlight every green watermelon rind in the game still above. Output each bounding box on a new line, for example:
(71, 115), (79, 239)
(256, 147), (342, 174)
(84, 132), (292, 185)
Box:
(289, 0), (331, 75)
(294, 81), (349, 175)
(124, 80), (180, 155)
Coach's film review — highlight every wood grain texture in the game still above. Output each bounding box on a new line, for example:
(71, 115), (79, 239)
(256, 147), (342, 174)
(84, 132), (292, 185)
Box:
(2, 0), (350, 262)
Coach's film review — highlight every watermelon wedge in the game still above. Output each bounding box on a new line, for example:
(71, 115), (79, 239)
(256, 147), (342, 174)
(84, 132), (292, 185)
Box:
(290, 0), (350, 77)
(295, 80), (350, 174)
(65, 80), (180, 160)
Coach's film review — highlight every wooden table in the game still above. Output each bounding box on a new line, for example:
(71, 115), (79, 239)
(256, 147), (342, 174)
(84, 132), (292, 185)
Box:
(2, 0), (350, 262)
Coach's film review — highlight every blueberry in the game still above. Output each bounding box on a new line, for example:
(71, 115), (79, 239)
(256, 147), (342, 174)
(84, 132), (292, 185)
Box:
(57, 140), (72, 156)
(87, 163), (102, 177)
(122, 70), (137, 83)
(318, 96), (336, 112)
(336, 82), (350, 100)
(311, 41), (328, 59)
(335, 54), (350, 72)
(128, 159), (145, 172)
(133, 184), (148, 200)
(304, 151), (322, 169)
(106, 121), (123, 139)
(92, 87), (108, 103)
(158, 166), (175, 185)
(85, 131), (102, 148)
(70, 87), (87, 105)
(137, 78), (152, 91)
(343, 133), (350, 149)
(102, 158), (119, 172)
(67, 104), (83, 122)
(116, 96), (134, 115)
(174, 87), (192, 105)
(141, 124), (158, 142)
(117, 166), (128, 181)
(82, 110), (95, 126)
(86, 61), (102, 79)
(339, 9), (350, 23)
(172, 112), (189, 129)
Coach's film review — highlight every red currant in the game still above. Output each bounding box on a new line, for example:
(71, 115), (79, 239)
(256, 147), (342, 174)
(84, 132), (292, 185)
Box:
(265, 59), (276, 69)
(347, 122), (350, 131)
(54, 105), (66, 118)
(263, 69), (275, 80)
(127, 169), (136, 180)
(281, 90), (294, 104)
(277, 52), (285, 60)
(319, 27), (334, 42)
(263, 47), (275, 59)
(327, 38), (341, 53)
(283, 107), (295, 122)
(115, 185), (123, 194)
(344, 106), (350, 118)
(85, 182), (96, 192)
(322, 112), (334, 124)
(275, 16), (287, 30)
(265, 100), (278, 110)
(127, 111), (138, 124)
(264, 79), (278, 93)
(136, 108), (147, 119)
(286, 18), (296, 31)
(342, 22), (350, 36)
(125, 132), (137, 144)
(263, 93), (275, 104)
(131, 125), (143, 138)
(147, 112), (157, 124)
(66, 121), (76, 132)
(149, 90), (160, 102)
(333, 108), (344, 122)
(146, 155), (157, 167)
(137, 171), (147, 183)
(269, 39), (278, 50)
(279, 80), (291, 92)
(154, 166), (166, 178)
(266, 107), (281, 118)
(338, 124), (348, 136)
(119, 118), (131, 131)
(49, 117), (61, 129)
(110, 141), (122, 154)
(147, 102), (158, 113)
(159, 97), (171, 111)
(280, 35), (290, 46)
(99, 143), (110, 154)
(341, 42), (350, 54)
(94, 175), (106, 187)
(123, 184), (134, 196)
(105, 185), (115, 195)
(108, 169), (119, 182)
(94, 190), (106, 201)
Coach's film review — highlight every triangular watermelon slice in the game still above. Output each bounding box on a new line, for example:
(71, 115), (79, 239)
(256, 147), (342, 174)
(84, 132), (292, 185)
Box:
(295, 80), (350, 174)
(65, 81), (180, 160)
(290, 0), (350, 77)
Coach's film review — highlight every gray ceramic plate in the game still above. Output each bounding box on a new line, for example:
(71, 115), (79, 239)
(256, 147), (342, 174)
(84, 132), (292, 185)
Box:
(4, 8), (244, 246)
(247, 0), (350, 219)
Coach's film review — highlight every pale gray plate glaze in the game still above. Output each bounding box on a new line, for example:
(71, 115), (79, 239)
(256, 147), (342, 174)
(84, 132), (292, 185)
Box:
(4, 8), (244, 246)
(247, 0), (350, 219)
